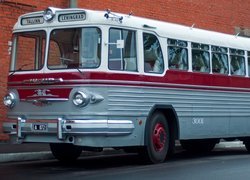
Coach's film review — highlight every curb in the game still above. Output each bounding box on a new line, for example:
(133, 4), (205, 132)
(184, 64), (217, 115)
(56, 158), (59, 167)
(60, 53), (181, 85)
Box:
(0, 148), (122, 163)
(215, 141), (245, 148)
(0, 141), (246, 163)
(0, 151), (54, 163)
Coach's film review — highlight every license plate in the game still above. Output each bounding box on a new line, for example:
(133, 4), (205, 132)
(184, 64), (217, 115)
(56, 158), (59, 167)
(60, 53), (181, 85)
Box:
(33, 123), (48, 132)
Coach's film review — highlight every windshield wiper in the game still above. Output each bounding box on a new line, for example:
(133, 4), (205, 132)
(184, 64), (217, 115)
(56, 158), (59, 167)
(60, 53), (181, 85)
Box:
(9, 63), (34, 77)
(75, 67), (84, 75)
(9, 70), (16, 77)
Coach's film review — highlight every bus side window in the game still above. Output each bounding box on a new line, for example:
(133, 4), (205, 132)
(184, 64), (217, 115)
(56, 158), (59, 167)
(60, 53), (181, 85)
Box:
(230, 49), (245, 76)
(108, 28), (137, 72)
(168, 39), (188, 70)
(211, 46), (228, 74)
(230, 55), (245, 76)
(192, 43), (210, 73)
(143, 33), (164, 73)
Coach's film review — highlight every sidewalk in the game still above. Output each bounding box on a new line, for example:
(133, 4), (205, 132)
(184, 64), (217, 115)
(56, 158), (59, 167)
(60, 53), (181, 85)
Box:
(0, 142), (122, 163)
(0, 141), (246, 163)
(0, 143), (53, 163)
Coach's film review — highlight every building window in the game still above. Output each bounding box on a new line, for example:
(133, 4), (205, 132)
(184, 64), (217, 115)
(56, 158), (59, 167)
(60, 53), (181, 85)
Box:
(168, 39), (188, 70)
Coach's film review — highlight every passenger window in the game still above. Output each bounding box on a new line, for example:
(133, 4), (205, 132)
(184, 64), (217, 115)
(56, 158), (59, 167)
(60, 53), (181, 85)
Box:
(168, 39), (188, 70)
(212, 46), (228, 74)
(192, 43), (210, 73)
(230, 49), (245, 76)
(143, 33), (164, 73)
(108, 28), (137, 71)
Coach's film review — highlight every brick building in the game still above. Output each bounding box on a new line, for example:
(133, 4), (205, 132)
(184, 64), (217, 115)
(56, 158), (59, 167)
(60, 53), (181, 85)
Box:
(0, 0), (249, 141)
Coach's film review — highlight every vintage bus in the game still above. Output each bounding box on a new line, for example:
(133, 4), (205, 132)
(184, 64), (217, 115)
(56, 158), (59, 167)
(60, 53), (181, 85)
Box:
(3, 7), (250, 164)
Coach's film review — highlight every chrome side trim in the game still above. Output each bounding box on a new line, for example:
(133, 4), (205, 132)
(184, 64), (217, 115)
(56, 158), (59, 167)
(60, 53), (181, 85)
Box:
(21, 98), (69, 102)
(8, 79), (250, 93)
(3, 118), (135, 139)
(21, 98), (68, 106)
(23, 78), (64, 85)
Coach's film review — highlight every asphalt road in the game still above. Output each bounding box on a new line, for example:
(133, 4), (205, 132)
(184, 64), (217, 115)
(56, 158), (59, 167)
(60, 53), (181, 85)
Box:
(0, 146), (249, 180)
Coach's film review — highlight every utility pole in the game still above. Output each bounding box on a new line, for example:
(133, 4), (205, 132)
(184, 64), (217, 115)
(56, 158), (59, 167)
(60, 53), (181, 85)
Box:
(69, 0), (77, 8)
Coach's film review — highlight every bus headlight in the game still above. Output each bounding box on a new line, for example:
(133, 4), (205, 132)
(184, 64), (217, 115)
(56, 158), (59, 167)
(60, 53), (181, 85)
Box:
(3, 92), (16, 109)
(72, 91), (90, 107)
(43, 7), (56, 22)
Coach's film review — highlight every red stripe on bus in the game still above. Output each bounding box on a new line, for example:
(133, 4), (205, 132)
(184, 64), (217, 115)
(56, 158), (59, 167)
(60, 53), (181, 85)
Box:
(7, 70), (250, 92)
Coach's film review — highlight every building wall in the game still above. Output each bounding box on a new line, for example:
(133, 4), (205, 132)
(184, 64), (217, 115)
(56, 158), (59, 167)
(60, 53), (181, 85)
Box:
(0, 0), (249, 140)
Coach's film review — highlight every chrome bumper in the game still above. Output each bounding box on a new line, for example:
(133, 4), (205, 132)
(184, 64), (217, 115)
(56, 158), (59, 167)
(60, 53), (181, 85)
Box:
(3, 117), (135, 140)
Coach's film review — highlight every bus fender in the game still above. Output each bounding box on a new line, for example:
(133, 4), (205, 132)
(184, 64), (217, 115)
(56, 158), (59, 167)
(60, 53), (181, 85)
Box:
(144, 104), (180, 147)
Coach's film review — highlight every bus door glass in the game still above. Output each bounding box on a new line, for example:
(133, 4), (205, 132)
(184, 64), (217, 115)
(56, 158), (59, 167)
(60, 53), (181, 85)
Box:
(10, 31), (46, 72)
(48, 28), (101, 70)
(108, 28), (137, 71)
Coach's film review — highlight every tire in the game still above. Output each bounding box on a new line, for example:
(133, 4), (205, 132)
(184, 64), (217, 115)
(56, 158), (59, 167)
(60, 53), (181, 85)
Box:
(140, 112), (170, 164)
(180, 139), (218, 153)
(50, 143), (82, 162)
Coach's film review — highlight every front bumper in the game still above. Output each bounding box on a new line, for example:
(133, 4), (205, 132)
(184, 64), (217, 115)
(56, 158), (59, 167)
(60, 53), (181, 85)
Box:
(3, 117), (135, 141)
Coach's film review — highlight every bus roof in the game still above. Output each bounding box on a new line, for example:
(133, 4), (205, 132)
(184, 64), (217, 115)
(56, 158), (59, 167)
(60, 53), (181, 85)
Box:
(14, 7), (250, 51)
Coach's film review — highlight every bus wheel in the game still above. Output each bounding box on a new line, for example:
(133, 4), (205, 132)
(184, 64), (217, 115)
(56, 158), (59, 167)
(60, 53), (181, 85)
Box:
(50, 143), (82, 162)
(180, 139), (217, 153)
(140, 112), (169, 164)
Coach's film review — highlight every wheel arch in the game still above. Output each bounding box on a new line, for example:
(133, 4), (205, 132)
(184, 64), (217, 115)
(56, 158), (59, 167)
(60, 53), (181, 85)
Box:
(144, 104), (180, 146)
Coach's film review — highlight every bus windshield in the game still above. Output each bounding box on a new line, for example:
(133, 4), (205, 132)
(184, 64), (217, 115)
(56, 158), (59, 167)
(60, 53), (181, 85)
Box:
(10, 31), (46, 72)
(48, 27), (101, 69)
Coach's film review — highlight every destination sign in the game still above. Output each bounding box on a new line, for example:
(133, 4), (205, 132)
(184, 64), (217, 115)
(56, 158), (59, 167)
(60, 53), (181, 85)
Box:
(58, 12), (86, 22)
(21, 16), (44, 25)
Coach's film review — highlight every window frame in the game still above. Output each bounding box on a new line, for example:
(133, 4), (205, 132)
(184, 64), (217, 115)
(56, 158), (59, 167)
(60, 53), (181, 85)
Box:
(191, 42), (210, 73)
(211, 45), (229, 75)
(108, 27), (138, 72)
(10, 31), (46, 72)
(143, 32), (164, 74)
(230, 48), (246, 76)
(47, 27), (102, 70)
(167, 38), (188, 71)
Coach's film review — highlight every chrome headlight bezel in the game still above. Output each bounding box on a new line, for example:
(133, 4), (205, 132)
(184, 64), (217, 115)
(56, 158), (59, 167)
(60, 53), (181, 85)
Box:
(3, 92), (16, 109)
(43, 7), (56, 22)
(72, 91), (90, 107)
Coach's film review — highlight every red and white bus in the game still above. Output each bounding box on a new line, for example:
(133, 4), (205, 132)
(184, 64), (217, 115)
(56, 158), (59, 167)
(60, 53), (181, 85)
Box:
(3, 7), (250, 163)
